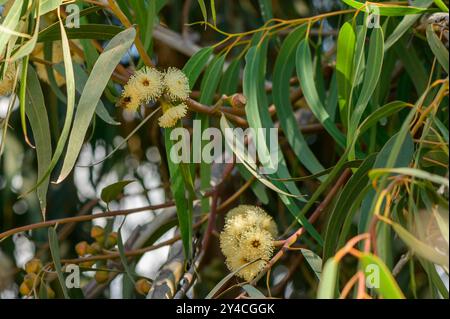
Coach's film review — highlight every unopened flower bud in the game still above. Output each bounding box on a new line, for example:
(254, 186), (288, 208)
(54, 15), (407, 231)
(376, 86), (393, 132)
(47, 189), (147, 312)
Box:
(75, 241), (89, 256)
(25, 258), (42, 274)
(105, 232), (118, 248)
(95, 270), (110, 284)
(90, 226), (105, 239)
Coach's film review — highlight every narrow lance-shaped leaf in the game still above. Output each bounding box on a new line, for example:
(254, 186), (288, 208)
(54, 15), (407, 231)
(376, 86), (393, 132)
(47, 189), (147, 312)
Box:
(426, 24), (449, 74)
(343, 0), (433, 16)
(317, 258), (339, 299)
(296, 39), (346, 148)
(336, 22), (356, 129)
(56, 28), (136, 183)
(48, 227), (70, 299)
(359, 253), (405, 299)
(22, 12), (76, 201)
(348, 27), (385, 158)
(164, 128), (193, 260)
(197, 55), (226, 213)
(272, 25), (325, 179)
(24, 66), (52, 216)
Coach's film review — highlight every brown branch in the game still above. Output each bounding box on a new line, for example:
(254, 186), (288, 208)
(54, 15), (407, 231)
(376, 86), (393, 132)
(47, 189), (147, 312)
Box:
(0, 202), (175, 240)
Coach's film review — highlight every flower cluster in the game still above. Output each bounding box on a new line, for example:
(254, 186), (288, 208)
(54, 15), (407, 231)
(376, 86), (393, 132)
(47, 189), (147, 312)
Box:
(118, 66), (190, 128)
(220, 205), (277, 282)
(19, 258), (55, 298)
(75, 225), (118, 283)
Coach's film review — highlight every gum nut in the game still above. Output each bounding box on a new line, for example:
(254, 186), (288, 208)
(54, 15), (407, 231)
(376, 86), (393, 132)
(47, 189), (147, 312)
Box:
(75, 241), (89, 256)
(23, 273), (39, 288)
(87, 242), (102, 254)
(80, 260), (95, 268)
(95, 270), (110, 283)
(19, 282), (31, 296)
(25, 258), (42, 274)
(106, 232), (118, 248)
(90, 226), (105, 239)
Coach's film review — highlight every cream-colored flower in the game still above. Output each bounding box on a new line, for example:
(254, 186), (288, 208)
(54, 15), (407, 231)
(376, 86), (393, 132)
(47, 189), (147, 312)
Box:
(117, 84), (142, 111)
(32, 41), (84, 86)
(226, 253), (267, 282)
(0, 63), (16, 96)
(158, 103), (188, 128)
(129, 67), (164, 102)
(226, 205), (278, 237)
(240, 228), (274, 261)
(220, 205), (277, 281)
(163, 67), (190, 101)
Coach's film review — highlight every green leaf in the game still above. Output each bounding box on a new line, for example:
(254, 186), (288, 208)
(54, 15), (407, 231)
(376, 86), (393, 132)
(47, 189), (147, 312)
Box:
(48, 227), (70, 299)
(56, 28), (136, 183)
(433, 0), (449, 12)
(369, 167), (449, 187)
(219, 59), (241, 95)
(38, 24), (124, 42)
(343, 0), (433, 16)
(117, 227), (136, 285)
(360, 253), (405, 299)
(24, 66), (52, 216)
(348, 27), (385, 158)
(426, 24), (449, 74)
(296, 39), (346, 149)
(22, 15), (76, 200)
(243, 36), (323, 245)
(258, 0), (273, 22)
(39, 0), (63, 16)
(273, 25), (325, 178)
(317, 258), (339, 299)
(300, 248), (323, 280)
(71, 64), (120, 126)
(359, 132), (414, 232)
(101, 180), (134, 204)
(358, 101), (411, 135)
(183, 47), (214, 89)
(323, 154), (377, 261)
(394, 37), (428, 94)
(197, 0), (208, 24)
(336, 22), (356, 128)
(210, 0), (217, 25)
(197, 55), (226, 213)
(164, 127), (193, 260)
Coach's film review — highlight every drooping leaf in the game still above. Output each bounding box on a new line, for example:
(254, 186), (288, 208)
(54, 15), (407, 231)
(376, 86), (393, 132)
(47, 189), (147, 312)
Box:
(24, 66), (52, 216)
(317, 257), (339, 299)
(296, 39), (346, 148)
(273, 25), (325, 178)
(56, 28), (136, 183)
(426, 24), (449, 74)
(48, 227), (70, 299)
